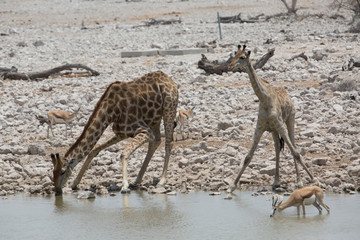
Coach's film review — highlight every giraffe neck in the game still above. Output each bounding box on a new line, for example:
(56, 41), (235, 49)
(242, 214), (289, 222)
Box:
(244, 61), (271, 104)
(64, 104), (112, 167)
(65, 118), (109, 164)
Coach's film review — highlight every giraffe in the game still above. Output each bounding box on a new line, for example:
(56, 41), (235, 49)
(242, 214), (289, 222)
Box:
(227, 45), (319, 193)
(50, 71), (178, 195)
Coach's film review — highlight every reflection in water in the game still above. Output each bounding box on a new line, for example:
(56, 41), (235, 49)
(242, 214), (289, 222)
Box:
(118, 192), (183, 232)
(54, 195), (65, 212)
(0, 192), (359, 240)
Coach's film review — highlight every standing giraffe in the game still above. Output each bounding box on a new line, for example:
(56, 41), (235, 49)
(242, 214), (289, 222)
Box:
(50, 71), (178, 195)
(227, 45), (319, 192)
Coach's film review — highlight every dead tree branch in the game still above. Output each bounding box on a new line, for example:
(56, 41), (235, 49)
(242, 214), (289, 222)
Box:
(198, 48), (275, 75)
(1, 64), (100, 80)
(289, 52), (308, 61)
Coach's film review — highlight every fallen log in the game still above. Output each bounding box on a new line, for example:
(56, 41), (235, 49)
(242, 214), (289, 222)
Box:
(289, 52), (308, 61)
(198, 48), (275, 75)
(1, 63), (100, 80)
(145, 18), (181, 26)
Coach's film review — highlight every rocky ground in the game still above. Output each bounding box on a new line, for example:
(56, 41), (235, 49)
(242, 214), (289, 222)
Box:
(0, 0), (359, 196)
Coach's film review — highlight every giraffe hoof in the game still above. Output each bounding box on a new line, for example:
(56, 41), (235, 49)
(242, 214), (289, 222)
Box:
(121, 188), (131, 194)
(227, 185), (236, 193)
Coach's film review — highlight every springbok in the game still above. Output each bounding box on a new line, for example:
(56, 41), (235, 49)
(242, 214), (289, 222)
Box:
(271, 186), (330, 217)
(47, 108), (80, 138)
(174, 107), (194, 141)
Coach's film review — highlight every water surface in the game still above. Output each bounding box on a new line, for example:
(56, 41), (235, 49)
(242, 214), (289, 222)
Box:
(0, 191), (359, 240)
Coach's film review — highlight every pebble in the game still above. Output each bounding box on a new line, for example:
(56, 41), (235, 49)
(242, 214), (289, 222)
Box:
(77, 191), (95, 199)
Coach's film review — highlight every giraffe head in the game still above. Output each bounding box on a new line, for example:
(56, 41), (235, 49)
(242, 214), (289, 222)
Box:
(228, 45), (251, 72)
(50, 153), (72, 196)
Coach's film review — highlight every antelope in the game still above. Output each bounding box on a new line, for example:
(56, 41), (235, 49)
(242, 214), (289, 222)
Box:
(174, 107), (194, 141)
(271, 186), (330, 217)
(47, 108), (80, 138)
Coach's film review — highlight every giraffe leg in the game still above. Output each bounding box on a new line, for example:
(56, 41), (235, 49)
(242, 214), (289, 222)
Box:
(287, 116), (303, 188)
(133, 124), (161, 186)
(120, 130), (149, 193)
(271, 131), (281, 189)
(277, 122), (316, 186)
(71, 135), (124, 190)
(158, 107), (177, 186)
(228, 126), (264, 193)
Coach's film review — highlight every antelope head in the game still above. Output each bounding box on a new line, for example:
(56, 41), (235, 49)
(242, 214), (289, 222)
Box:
(270, 194), (283, 217)
(50, 153), (73, 196)
(228, 44), (251, 72)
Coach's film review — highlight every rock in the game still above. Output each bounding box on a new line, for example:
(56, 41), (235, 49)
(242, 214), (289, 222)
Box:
(148, 186), (167, 194)
(312, 48), (327, 61)
(27, 144), (46, 156)
(77, 191), (95, 199)
(345, 128), (359, 135)
(33, 40), (45, 47)
(333, 104), (343, 113)
(259, 165), (276, 176)
(312, 157), (329, 166)
(217, 120), (232, 130)
(107, 183), (122, 192)
(300, 130), (314, 137)
(325, 177), (341, 187)
(0, 190), (7, 196)
(178, 158), (189, 168)
(353, 147), (360, 155)
(347, 165), (360, 177)
(150, 43), (163, 49)
(342, 183), (355, 192)
(327, 126), (341, 134)
(0, 145), (12, 154)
